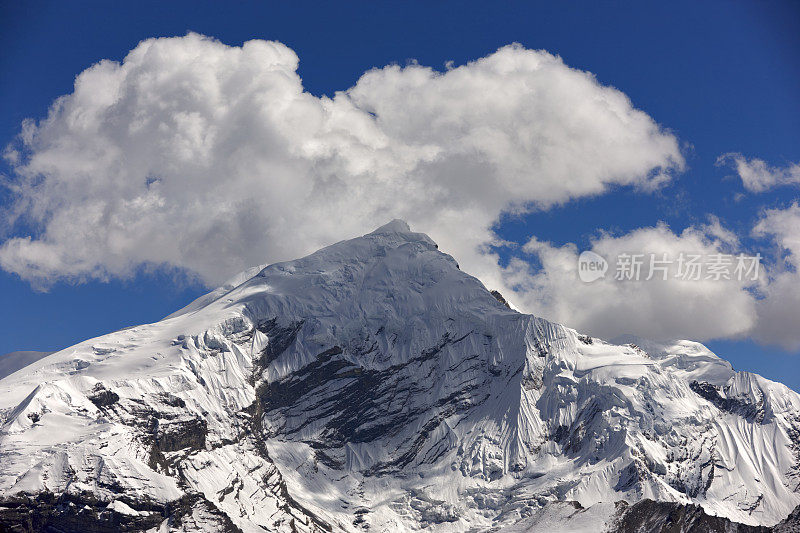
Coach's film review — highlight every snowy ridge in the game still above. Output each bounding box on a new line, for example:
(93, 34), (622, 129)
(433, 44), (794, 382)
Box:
(0, 220), (799, 532)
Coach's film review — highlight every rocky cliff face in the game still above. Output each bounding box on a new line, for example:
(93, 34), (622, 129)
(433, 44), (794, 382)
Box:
(1, 221), (799, 532)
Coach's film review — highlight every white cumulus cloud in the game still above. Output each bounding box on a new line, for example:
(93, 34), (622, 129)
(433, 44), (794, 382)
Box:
(505, 221), (760, 342)
(751, 203), (800, 350)
(1, 33), (683, 292)
(506, 206), (800, 350)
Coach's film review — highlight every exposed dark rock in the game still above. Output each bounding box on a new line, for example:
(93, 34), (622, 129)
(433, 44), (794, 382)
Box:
(773, 504), (800, 532)
(353, 507), (369, 529)
(252, 326), (485, 475)
(253, 319), (304, 372)
(615, 499), (768, 533)
(490, 290), (510, 308)
(0, 491), (164, 533)
(243, 322), (336, 533)
(144, 417), (207, 472)
(550, 399), (605, 456)
(0, 492), (243, 533)
(156, 393), (186, 408)
(88, 385), (119, 409)
(246, 317), (492, 485)
(690, 381), (766, 423)
(151, 418), (207, 454)
(164, 493), (242, 533)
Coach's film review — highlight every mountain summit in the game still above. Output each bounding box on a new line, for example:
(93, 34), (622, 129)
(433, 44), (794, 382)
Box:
(1, 222), (799, 532)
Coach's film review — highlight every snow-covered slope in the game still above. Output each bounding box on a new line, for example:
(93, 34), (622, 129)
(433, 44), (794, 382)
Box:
(1, 221), (799, 532)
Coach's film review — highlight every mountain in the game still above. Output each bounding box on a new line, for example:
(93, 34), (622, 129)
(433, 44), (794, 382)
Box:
(0, 351), (54, 381)
(1, 220), (799, 532)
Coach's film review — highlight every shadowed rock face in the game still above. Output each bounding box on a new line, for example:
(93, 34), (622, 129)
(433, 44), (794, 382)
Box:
(252, 323), (490, 476)
(615, 499), (770, 533)
(0, 492), (240, 533)
(773, 505), (800, 533)
(2, 222), (800, 532)
(690, 380), (766, 423)
(151, 418), (208, 454)
(88, 385), (120, 408)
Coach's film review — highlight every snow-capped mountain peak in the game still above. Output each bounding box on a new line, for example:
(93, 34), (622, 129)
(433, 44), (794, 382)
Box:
(1, 222), (798, 532)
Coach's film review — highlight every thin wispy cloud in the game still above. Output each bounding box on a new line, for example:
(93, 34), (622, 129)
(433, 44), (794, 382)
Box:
(717, 152), (800, 192)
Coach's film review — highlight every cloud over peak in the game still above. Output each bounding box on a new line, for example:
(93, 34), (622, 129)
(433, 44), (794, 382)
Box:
(1, 33), (683, 290)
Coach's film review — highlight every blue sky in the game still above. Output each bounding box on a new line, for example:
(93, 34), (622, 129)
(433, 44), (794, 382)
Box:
(1, 1), (798, 389)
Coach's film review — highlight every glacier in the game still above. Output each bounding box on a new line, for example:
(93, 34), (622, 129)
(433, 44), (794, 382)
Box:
(0, 220), (799, 532)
